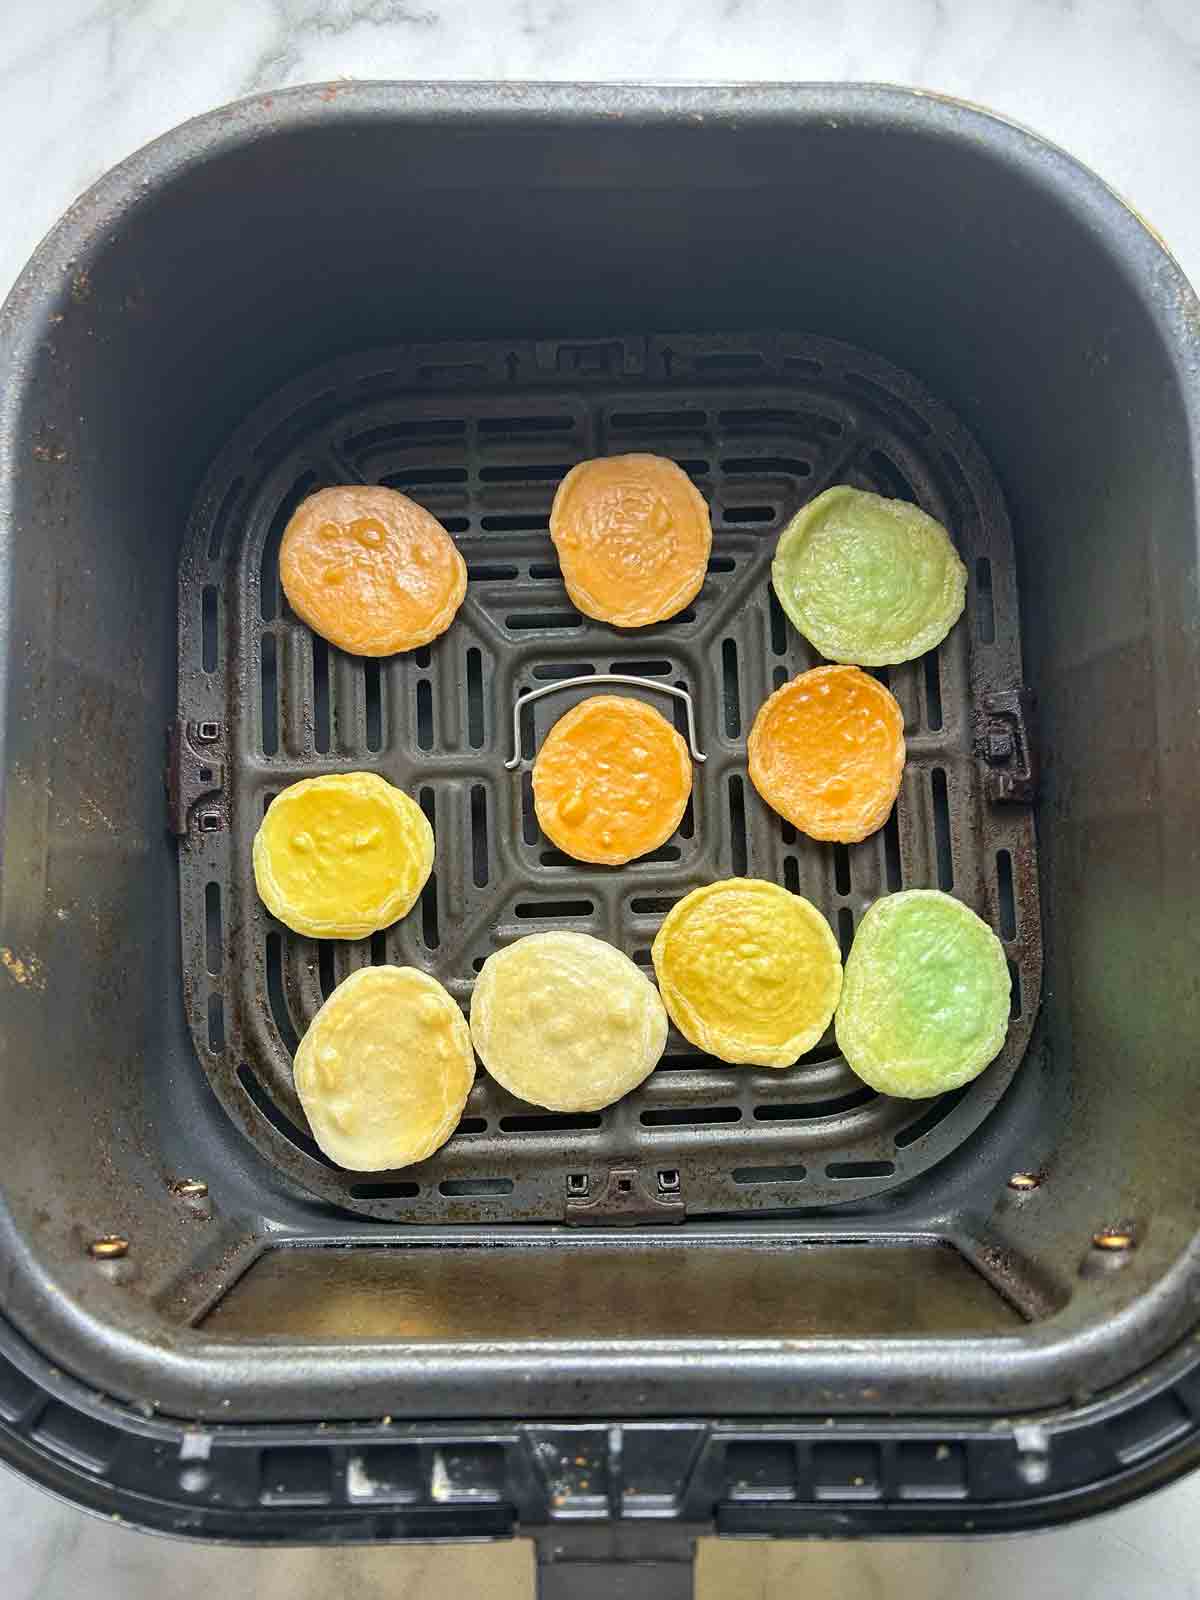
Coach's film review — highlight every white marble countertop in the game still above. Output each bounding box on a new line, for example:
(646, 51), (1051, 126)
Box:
(3, 3), (1200, 1598)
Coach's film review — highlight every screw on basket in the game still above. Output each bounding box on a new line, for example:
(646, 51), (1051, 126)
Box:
(1092, 1228), (1136, 1252)
(171, 1179), (209, 1198)
(1008, 1172), (1041, 1192)
(88, 1236), (129, 1260)
(505, 674), (707, 771)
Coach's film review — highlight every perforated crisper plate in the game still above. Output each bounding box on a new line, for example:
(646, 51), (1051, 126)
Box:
(175, 332), (1041, 1222)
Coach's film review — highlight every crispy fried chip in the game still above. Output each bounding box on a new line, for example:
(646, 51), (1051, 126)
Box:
(470, 932), (668, 1111)
(651, 879), (843, 1068)
(279, 485), (466, 656)
(771, 486), (966, 665)
(836, 890), (1011, 1098)
(549, 454), (711, 627)
(532, 695), (692, 865)
(294, 966), (474, 1170)
(253, 772), (433, 939)
(748, 665), (905, 843)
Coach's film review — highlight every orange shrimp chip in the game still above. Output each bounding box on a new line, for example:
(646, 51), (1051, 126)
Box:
(532, 695), (692, 866)
(748, 665), (905, 844)
(549, 454), (711, 628)
(279, 485), (466, 656)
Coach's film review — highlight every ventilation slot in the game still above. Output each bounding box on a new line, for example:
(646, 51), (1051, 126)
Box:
(419, 788), (439, 949)
(514, 899), (594, 920)
(894, 1084), (970, 1148)
(618, 658), (672, 677)
(457, 1118), (488, 1135)
(380, 465), (468, 488)
(480, 513), (550, 532)
(997, 849), (1017, 941)
(783, 857), (800, 894)
(318, 942), (337, 1001)
(708, 555), (736, 574)
(312, 635), (331, 752)
(882, 809), (903, 891)
(721, 456), (811, 477)
(641, 1106), (741, 1127)
(466, 648), (485, 748)
(468, 563), (519, 582)
(975, 556), (996, 644)
(416, 679), (434, 751)
(932, 768), (954, 889)
(610, 409), (703, 431)
(499, 1112), (603, 1133)
(632, 948), (653, 966)
(260, 634), (278, 754)
(265, 932), (299, 1054)
(728, 775), (747, 875)
(207, 993), (225, 1054)
(1009, 960), (1022, 1018)
(260, 474), (317, 620)
(866, 449), (917, 504)
(201, 586), (219, 672)
(349, 1181), (419, 1200)
(204, 882), (223, 975)
(370, 931), (387, 966)
(754, 1088), (877, 1121)
(722, 505), (776, 524)
(923, 651), (943, 731)
(733, 1164), (807, 1185)
(439, 1178), (513, 1197)
(521, 772), (538, 844)
(768, 586), (787, 655)
(722, 639), (741, 737)
(415, 646), (432, 669)
(826, 1160), (895, 1179)
(506, 611), (582, 631)
(344, 418), (466, 452)
(833, 843), (851, 896)
(361, 658), (382, 751)
(837, 906), (854, 961)
(631, 896), (677, 916)
(471, 785), (489, 888)
(480, 463), (574, 483)
(844, 372), (932, 437)
(534, 662), (594, 680)
(237, 1063), (334, 1168)
(479, 414), (573, 435)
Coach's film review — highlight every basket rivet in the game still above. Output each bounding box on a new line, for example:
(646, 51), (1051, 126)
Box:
(1092, 1229), (1135, 1252)
(172, 1179), (209, 1198)
(88, 1236), (129, 1260)
(1008, 1172), (1040, 1192)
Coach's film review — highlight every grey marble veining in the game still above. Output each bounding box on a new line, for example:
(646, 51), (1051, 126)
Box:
(3, 0), (1200, 1596)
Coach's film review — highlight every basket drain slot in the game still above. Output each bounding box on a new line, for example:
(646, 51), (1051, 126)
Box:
(932, 768), (954, 889)
(997, 849), (1017, 940)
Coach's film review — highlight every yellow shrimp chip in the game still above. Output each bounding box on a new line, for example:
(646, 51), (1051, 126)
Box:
(470, 931), (668, 1111)
(294, 966), (474, 1170)
(836, 890), (1011, 1098)
(772, 486), (966, 666)
(532, 695), (692, 866)
(253, 772), (433, 939)
(651, 879), (842, 1067)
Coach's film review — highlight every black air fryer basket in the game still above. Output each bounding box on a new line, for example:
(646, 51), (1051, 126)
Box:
(1, 84), (1199, 1594)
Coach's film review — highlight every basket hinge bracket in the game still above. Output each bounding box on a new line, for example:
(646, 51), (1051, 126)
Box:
(977, 688), (1038, 804)
(564, 1166), (686, 1226)
(167, 719), (226, 835)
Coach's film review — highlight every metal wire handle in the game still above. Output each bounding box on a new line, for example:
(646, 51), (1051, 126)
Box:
(505, 674), (707, 770)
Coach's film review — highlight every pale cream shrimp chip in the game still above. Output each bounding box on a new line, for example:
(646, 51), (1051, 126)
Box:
(293, 966), (475, 1170)
(470, 931), (668, 1111)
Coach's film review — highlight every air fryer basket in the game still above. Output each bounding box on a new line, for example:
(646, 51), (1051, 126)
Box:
(176, 329), (1040, 1223)
(1, 84), (1199, 1562)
